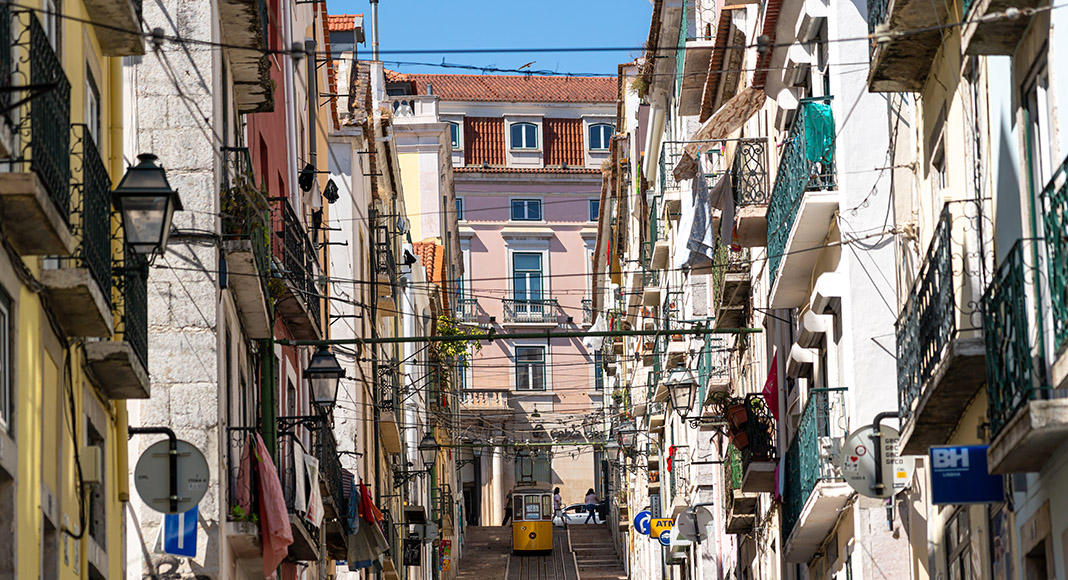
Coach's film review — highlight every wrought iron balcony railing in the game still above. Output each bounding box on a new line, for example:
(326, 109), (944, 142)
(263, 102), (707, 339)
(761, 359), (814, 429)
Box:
(226, 426), (260, 521)
(313, 421), (350, 534)
(982, 240), (1049, 439)
(659, 140), (725, 194)
(502, 298), (558, 324)
(115, 250), (149, 368)
(582, 298), (593, 325)
(377, 364), (398, 411)
(272, 198), (322, 329)
(0, 4), (11, 124)
(896, 206), (969, 425)
(456, 297), (478, 323)
(648, 195), (666, 243)
(67, 125), (113, 301)
(767, 97), (836, 283)
(373, 225), (395, 282)
(1040, 154), (1068, 354)
(221, 147), (271, 275)
(782, 388), (846, 539)
(742, 393), (778, 468)
(712, 242), (750, 314)
(14, 10), (72, 223)
(641, 243), (659, 287)
(731, 138), (769, 206)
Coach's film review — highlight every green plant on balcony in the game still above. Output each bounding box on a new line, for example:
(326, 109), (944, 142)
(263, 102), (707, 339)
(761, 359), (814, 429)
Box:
(433, 314), (483, 367)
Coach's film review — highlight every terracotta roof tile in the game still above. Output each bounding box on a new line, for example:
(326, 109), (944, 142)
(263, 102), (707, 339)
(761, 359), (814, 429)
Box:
(463, 117), (505, 166)
(385, 71), (616, 103)
(326, 14), (361, 32)
(454, 167), (600, 175)
(543, 118), (584, 167)
(752, 0), (781, 89)
(412, 242), (449, 311)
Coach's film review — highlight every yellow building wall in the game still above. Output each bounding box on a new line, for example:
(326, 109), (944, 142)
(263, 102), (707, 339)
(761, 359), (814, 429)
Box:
(10, 1), (129, 577)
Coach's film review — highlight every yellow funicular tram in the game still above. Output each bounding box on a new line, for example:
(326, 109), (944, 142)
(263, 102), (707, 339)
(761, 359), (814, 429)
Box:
(511, 486), (554, 554)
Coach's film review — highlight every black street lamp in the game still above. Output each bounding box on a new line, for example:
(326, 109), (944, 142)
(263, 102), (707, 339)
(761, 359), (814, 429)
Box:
(419, 432), (439, 470)
(606, 440), (621, 464)
(304, 347), (344, 409)
(618, 420), (637, 450)
(666, 365), (697, 418)
(112, 153), (183, 258)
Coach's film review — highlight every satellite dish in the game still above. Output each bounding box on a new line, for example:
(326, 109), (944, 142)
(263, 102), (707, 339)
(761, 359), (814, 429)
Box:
(134, 438), (210, 514)
(675, 506), (714, 543)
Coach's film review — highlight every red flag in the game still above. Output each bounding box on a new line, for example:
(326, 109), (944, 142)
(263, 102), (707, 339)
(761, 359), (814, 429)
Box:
(762, 351), (780, 421)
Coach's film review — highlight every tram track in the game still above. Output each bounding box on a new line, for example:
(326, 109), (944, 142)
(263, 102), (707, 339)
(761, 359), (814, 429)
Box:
(506, 528), (576, 580)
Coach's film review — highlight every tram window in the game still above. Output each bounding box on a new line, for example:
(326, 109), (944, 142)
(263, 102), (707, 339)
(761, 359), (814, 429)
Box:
(525, 496), (542, 520)
(514, 495), (524, 520)
(542, 496), (552, 519)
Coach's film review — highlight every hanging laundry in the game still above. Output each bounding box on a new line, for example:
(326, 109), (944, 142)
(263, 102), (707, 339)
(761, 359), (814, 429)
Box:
(803, 101), (834, 164)
(252, 433), (293, 578)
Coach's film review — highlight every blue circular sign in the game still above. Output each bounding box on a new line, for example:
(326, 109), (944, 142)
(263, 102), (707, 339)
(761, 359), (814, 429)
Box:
(633, 510), (651, 535)
(658, 530), (671, 546)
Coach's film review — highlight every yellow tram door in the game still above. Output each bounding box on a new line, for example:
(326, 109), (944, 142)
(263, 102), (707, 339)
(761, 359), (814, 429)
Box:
(512, 492), (554, 553)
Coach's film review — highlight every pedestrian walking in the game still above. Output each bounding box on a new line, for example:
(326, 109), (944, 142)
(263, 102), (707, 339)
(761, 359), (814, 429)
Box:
(553, 487), (566, 527)
(584, 489), (599, 524)
(502, 488), (514, 526)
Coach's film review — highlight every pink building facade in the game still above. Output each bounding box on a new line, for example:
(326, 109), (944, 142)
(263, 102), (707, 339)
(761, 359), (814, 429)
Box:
(386, 73), (616, 524)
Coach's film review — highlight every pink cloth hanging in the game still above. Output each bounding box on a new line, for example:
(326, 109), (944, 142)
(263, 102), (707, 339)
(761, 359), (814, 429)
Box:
(254, 433), (293, 578)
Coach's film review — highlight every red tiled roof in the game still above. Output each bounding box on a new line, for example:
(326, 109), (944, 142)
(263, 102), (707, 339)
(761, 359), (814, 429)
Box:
(700, 7), (738, 122)
(385, 71), (616, 103)
(454, 167), (600, 174)
(543, 118), (584, 167)
(326, 14), (361, 32)
(463, 117), (505, 166)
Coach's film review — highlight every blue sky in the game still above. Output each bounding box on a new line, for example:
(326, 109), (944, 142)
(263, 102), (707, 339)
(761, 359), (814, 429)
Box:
(324, 0), (653, 77)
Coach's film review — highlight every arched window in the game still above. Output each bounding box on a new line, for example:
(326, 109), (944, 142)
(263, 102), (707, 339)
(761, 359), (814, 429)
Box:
(510, 122), (539, 150)
(588, 123), (614, 151)
(448, 121), (460, 149)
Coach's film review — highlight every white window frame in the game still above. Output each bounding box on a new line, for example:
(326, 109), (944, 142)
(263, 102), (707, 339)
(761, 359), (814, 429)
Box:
(448, 121), (461, 150)
(510, 122), (540, 151)
(510, 198), (544, 222)
(588, 123), (614, 151)
(85, 68), (101, 146)
(514, 343), (548, 392)
(1025, 64), (1053, 193)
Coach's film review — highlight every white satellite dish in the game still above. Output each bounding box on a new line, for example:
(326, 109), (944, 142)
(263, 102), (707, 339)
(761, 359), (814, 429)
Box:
(134, 438), (210, 514)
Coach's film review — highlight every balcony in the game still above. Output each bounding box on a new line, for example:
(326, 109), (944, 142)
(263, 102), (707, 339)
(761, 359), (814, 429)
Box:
(218, 0), (272, 113)
(782, 389), (850, 564)
(711, 242), (750, 330)
(314, 422), (350, 559)
(0, 3), (11, 157)
(866, 0), (953, 92)
(724, 445), (756, 534)
(271, 198), (322, 340)
(896, 205), (986, 455)
(767, 98), (838, 309)
(581, 298), (593, 326)
(659, 141), (721, 218)
(278, 435), (320, 562)
(0, 11), (74, 256)
(224, 426), (262, 565)
(221, 147), (272, 339)
(502, 298), (558, 326)
(459, 389), (512, 421)
(376, 365), (403, 454)
(648, 401), (666, 434)
(373, 225), (398, 318)
(41, 125), (113, 339)
(648, 197), (669, 269)
(1041, 157), (1068, 388)
(741, 394), (778, 493)
(82, 0), (144, 56)
(451, 297), (476, 324)
(641, 244), (661, 307)
(86, 250), (150, 399)
(731, 138), (770, 247)
(961, 0), (1039, 56)
(983, 240), (1068, 474)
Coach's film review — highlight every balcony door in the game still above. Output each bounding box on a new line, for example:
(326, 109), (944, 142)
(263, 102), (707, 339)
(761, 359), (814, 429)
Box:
(513, 253), (543, 319)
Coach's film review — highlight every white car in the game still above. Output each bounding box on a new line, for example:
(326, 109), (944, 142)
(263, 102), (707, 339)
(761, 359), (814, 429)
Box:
(553, 503), (606, 526)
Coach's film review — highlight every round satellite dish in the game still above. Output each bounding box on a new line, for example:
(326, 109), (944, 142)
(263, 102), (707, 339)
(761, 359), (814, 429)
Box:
(134, 438), (210, 514)
(675, 506), (713, 543)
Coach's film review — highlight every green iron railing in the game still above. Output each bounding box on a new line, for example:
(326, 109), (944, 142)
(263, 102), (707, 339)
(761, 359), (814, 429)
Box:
(642, 242), (660, 287)
(782, 388), (846, 539)
(502, 298), (559, 324)
(712, 242), (749, 317)
(15, 10), (72, 224)
(982, 240), (1048, 438)
(116, 250), (149, 368)
(767, 97), (836, 283)
(896, 206), (954, 424)
(1041, 154), (1068, 353)
(68, 125), (113, 302)
(867, 0), (889, 35)
(222, 147), (271, 285)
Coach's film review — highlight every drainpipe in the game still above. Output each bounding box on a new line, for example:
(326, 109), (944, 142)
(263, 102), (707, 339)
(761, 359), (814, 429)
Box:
(870, 411), (899, 498)
(306, 39), (317, 170)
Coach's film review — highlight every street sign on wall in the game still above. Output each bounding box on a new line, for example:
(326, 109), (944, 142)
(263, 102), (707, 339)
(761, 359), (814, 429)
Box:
(650, 518), (674, 546)
(930, 445), (1004, 504)
(162, 506), (197, 557)
(134, 439), (210, 514)
(633, 510), (652, 535)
